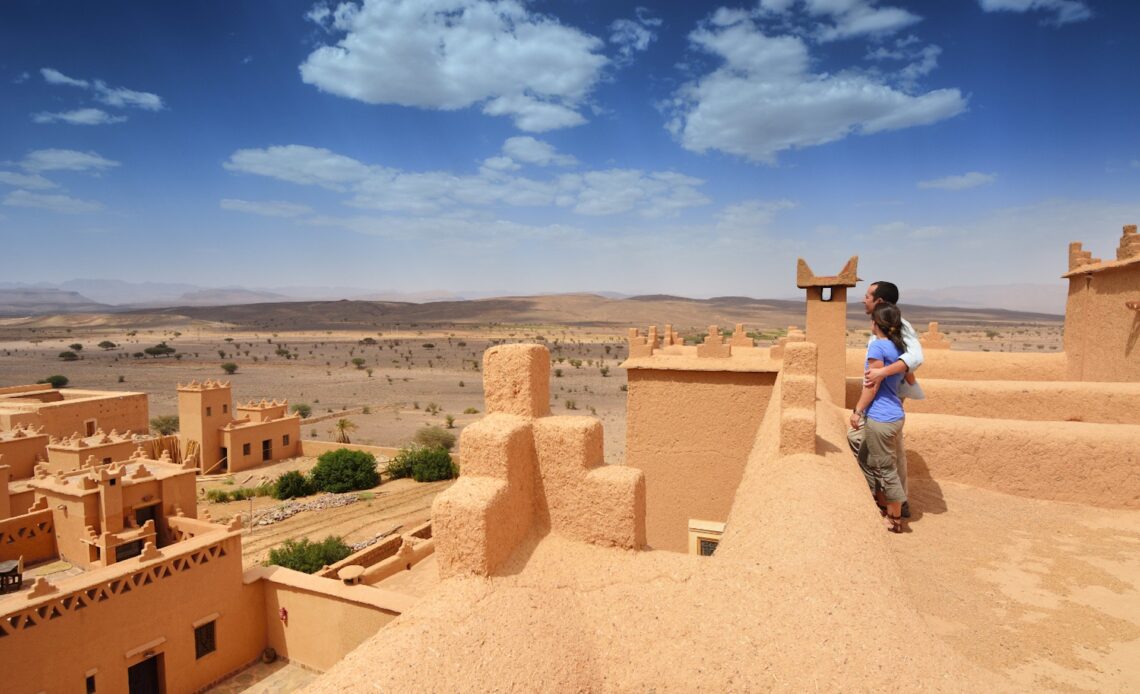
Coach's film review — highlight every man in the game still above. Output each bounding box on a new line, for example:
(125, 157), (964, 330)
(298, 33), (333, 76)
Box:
(854, 281), (924, 517)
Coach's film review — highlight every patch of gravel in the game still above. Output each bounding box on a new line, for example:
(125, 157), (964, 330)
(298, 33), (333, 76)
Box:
(253, 493), (359, 526)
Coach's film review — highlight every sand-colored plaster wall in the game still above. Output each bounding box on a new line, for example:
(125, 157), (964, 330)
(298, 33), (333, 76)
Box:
(905, 412), (1140, 507)
(253, 568), (403, 672)
(0, 433), (48, 479)
(0, 533), (266, 694)
(880, 378), (1140, 424)
(626, 368), (775, 551)
(222, 417), (302, 472)
(845, 348), (1066, 385)
(300, 440), (400, 460)
(0, 507), (56, 563)
(5, 391), (150, 440)
(1065, 265), (1140, 382)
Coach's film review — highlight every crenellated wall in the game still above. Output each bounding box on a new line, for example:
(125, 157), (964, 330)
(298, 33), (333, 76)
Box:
(433, 344), (645, 576)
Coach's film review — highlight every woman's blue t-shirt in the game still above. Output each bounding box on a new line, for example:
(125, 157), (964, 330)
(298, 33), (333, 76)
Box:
(866, 339), (905, 422)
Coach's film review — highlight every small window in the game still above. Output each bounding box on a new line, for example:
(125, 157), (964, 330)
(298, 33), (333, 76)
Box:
(109, 478), (117, 486)
(282, 434), (290, 446)
(206, 406), (212, 417)
(223, 404), (228, 414)
(85, 419), (97, 436)
(699, 538), (719, 556)
(242, 443), (251, 456)
(102, 457), (112, 465)
(194, 621), (216, 659)
(86, 674), (96, 693)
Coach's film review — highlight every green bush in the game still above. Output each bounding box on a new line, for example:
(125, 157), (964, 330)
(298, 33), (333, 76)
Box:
(267, 536), (352, 574)
(311, 449), (379, 493)
(413, 425), (456, 451)
(150, 414), (179, 435)
(291, 403), (312, 419)
(389, 446), (457, 482)
(37, 374), (69, 388)
(221, 362), (239, 374)
(59, 351), (79, 361)
(206, 489), (231, 503)
(274, 470), (314, 499)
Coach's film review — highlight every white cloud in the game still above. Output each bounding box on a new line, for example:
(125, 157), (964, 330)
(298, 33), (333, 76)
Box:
(220, 199), (314, 218)
(92, 81), (164, 111)
(0, 171), (57, 190)
(13, 72), (30, 84)
(917, 171), (996, 190)
(716, 199), (797, 234)
(977, 0), (1092, 26)
(224, 145), (372, 190)
(41, 67), (89, 88)
(2, 190), (103, 214)
(224, 143), (708, 218)
(867, 37), (942, 89)
(502, 136), (577, 167)
(667, 15), (965, 163)
(610, 9), (661, 64)
(21, 149), (120, 173)
(299, 0), (608, 131)
(758, 0), (921, 41)
(32, 108), (127, 125)
(39, 68), (164, 111)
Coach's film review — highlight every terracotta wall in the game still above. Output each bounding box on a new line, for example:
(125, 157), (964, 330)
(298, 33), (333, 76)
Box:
(0, 433), (49, 479)
(626, 368), (776, 551)
(0, 507), (57, 563)
(0, 533), (266, 694)
(895, 379), (1140, 425)
(15, 392), (149, 439)
(222, 417), (302, 472)
(252, 567), (404, 671)
(845, 348), (1066, 388)
(905, 413), (1140, 507)
(1064, 265), (1140, 382)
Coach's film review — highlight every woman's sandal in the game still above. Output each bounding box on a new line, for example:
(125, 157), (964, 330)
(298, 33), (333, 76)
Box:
(886, 513), (905, 534)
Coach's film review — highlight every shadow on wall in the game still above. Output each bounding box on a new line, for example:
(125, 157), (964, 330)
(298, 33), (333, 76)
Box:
(905, 452), (947, 517)
(1128, 310), (1139, 356)
(815, 434), (842, 455)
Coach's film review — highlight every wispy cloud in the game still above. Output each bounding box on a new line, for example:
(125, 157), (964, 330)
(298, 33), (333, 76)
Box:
(0, 171), (57, 190)
(224, 142), (708, 219)
(759, 0), (922, 42)
(2, 190), (103, 214)
(20, 149), (120, 173)
(610, 8), (662, 65)
(220, 198), (314, 218)
(299, 0), (607, 131)
(501, 137), (578, 167)
(917, 171), (996, 190)
(32, 108), (127, 126)
(39, 67), (164, 111)
(977, 0), (1092, 26)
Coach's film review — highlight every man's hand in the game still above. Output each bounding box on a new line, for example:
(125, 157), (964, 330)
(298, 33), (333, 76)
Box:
(864, 366), (887, 388)
(849, 411), (863, 430)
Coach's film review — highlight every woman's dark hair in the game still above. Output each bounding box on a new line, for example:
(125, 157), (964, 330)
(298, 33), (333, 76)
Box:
(872, 302), (907, 356)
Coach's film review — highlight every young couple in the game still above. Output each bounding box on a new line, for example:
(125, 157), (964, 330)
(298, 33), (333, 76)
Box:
(847, 281), (924, 533)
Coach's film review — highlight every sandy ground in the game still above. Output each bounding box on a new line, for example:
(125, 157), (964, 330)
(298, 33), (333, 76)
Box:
(897, 479), (1140, 692)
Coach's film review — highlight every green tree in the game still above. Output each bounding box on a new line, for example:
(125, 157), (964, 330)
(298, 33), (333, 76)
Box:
(221, 362), (239, 375)
(58, 351), (79, 361)
(69, 343), (83, 351)
(388, 445), (457, 482)
(150, 414), (179, 435)
(144, 342), (176, 358)
(351, 357), (366, 369)
(310, 449), (379, 493)
(291, 403), (312, 419)
(37, 374), (69, 388)
(98, 340), (117, 350)
(414, 426), (456, 450)
(267, 536), (352, 574)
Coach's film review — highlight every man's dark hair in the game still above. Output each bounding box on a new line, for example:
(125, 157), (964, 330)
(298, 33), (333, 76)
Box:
(870, 281), (899, 304)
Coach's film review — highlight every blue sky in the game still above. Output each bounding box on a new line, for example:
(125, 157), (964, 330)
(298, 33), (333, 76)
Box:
(1, 0), (1138, 300)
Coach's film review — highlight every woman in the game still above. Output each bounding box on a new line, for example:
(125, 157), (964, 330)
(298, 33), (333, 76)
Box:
(848, 302), (908, 533)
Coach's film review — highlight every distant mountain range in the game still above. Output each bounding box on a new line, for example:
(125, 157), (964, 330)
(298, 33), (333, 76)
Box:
(0, 279), (1067, 317)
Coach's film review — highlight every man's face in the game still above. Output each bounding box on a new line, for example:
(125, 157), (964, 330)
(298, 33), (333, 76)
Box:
(863, 284), (879, 315)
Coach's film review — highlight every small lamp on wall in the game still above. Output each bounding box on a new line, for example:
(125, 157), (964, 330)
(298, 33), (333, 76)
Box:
(278, 606), (288, 625)
(1126, 301), (1140, 311)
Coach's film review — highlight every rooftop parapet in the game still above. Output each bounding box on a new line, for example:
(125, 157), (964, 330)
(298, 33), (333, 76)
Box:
(176, 379), (231, 392)
(796, 255), (860, 288)
(919, 321), (952, 350)
(1062, 224), (1140, 277)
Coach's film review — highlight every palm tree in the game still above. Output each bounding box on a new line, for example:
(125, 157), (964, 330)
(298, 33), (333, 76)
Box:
(334, 418), (357, 444)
